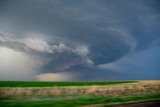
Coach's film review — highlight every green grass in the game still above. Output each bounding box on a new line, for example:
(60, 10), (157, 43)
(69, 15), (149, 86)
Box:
(0, 81), (137, 87)
(0, 94), (160, 107)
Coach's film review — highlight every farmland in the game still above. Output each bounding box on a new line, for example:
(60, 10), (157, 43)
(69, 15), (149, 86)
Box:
(0, 81), (136, 87)
(0, 80), (160, 107)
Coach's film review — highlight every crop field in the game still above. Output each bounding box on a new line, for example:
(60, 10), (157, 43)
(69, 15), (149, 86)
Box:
(0, 80), (160, 107)
(0, 81), (136, 87)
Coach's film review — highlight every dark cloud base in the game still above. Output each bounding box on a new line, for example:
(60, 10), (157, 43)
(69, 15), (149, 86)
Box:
(0, 0), (160, 81)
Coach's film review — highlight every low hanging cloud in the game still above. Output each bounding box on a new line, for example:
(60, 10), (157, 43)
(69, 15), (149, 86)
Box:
(0, 31), (93, 80)
(0, 0), (160, 81)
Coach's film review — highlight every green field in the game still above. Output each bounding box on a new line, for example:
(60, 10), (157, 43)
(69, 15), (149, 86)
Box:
(0, 81), (137, 87)
(0, 80), (159, 107)
(0, 94), (160, 107)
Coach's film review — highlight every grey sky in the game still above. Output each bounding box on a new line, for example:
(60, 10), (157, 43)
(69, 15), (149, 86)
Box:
(0, 0), (160, 81)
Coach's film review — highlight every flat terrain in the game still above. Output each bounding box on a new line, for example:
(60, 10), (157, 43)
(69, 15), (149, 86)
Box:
(110, 100), (160, 107)
(0, 80), (160, 107)
(0, 81), (136, 87)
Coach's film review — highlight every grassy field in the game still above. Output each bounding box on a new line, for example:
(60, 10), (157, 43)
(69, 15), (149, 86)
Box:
(0, 81), (137, 87)
(0, 94), (160, 107)
(0, 80), (160, 107)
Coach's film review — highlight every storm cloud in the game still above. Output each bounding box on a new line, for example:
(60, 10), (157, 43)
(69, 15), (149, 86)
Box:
(0, 0), (160, 81)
